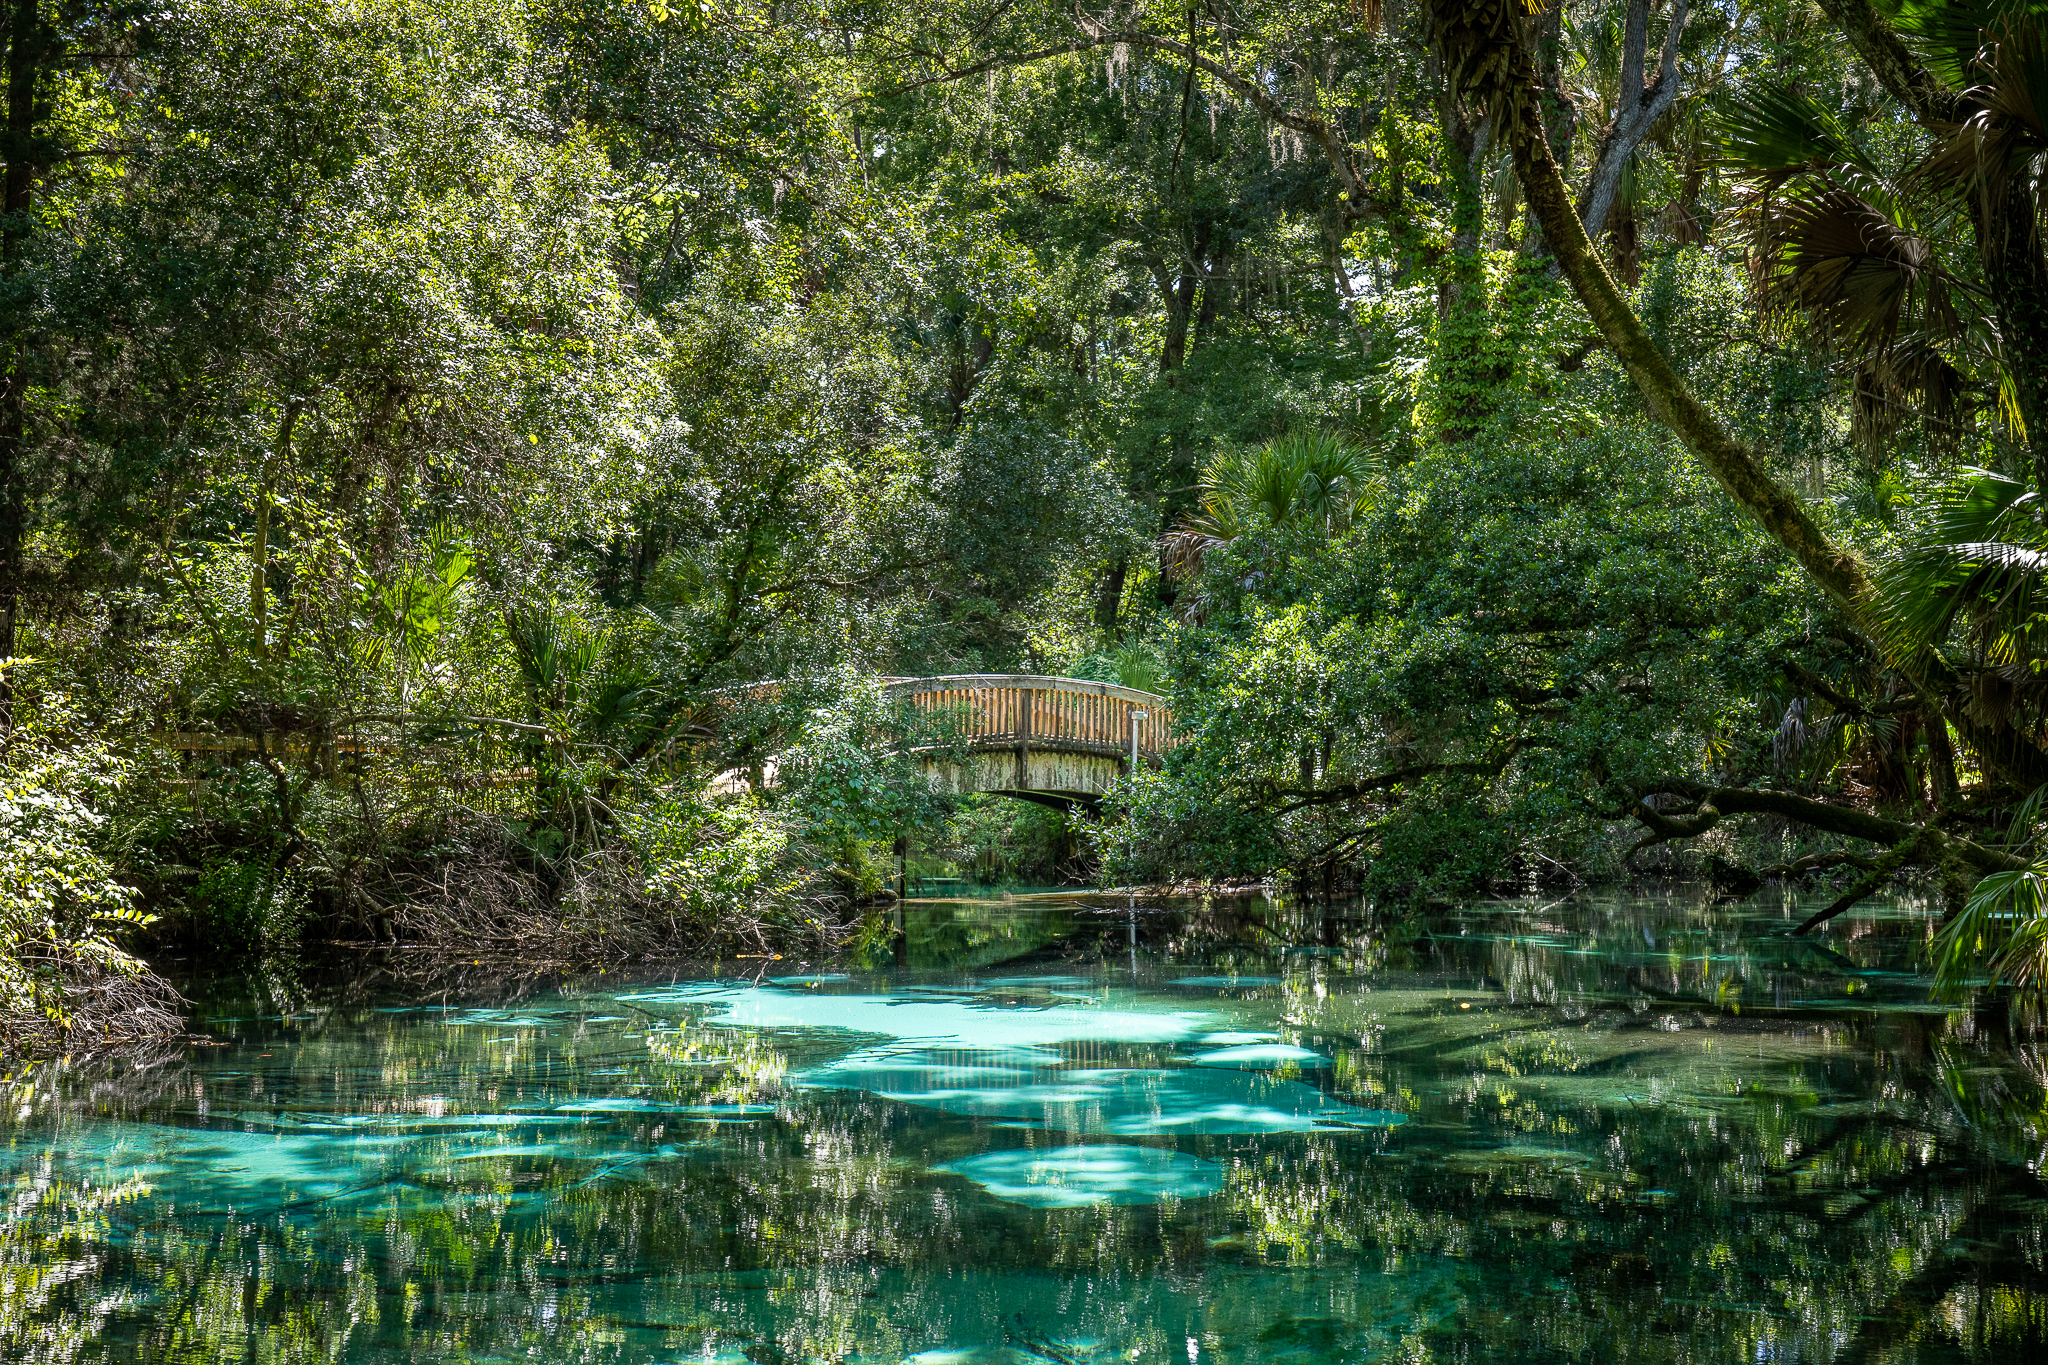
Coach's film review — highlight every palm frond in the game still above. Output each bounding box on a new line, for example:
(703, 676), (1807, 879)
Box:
(1722, 82), (1981, 440)
(1853, 341), (1968, 447)
(1720, 85), (1879, 181)
(1893, 0), (2048, 92)
(1160, 527), (1227, 584)
(2004, 780), (2048, 849)
(505, 606), (601, 705)
(1920, 11), (2048, 200)
(1159, 430), (1380, 592)
(1935, 860), (2048, 997)
(1751, 183), (1961, 352)
(1879, 468), (2048, 655)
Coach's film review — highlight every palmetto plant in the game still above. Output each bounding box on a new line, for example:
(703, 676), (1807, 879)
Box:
(1936, 786), (2048, 994)
(1882, 469), (2048, 657)
(358, 525), (473, 702)
(1720, 2), (2048, 461)
(1161, 430), (1380, 588)
(1875, 469), (2048, 761)
(1722, 82), (1977, 442)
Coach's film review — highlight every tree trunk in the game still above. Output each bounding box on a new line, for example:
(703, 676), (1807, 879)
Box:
(1194, 247), (1231, 347)
(1811, 0), (2048, 494)
(0, 369), (20, 740)
(1094, 556), (1127, 639)
(1435, 90), (1500, 441)
(1502, 68), (1871, 611)
(946, 324), (995, 429)
(1810, 0), (1953, 126)
(1519, 3), (1576, 258)
(1436, 100), (1488, 324)
(1926, 712), (1962, 809)
(1578, 0), (1689, 244)
(0, 0), (49, 738)
(251, 403), (301, 662)
(1459, 0), (2048, 787)
(1983, 178), (2048, 497)
(1610, 201), (1641, 286)
(1157, 265), (1198, 374)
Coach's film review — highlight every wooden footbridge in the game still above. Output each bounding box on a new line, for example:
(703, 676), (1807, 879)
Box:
(885, 674), (1173, 809)
(154, 674), (1174, 813)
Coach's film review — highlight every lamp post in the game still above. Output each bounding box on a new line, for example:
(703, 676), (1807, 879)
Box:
(1128, 709), (1147, 775)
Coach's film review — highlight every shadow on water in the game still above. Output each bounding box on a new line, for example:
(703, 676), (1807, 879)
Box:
(5, 889), (2048, 1363)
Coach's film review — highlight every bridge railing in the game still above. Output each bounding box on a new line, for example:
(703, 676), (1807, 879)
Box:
(150, 675), (1175, 805)
(882, 674), (1173, 763)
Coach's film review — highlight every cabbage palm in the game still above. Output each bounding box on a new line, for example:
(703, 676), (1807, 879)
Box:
(1882, 470), (2048, 654)
(1878, 469), (2048, 741)
(1721, 4), (2048, 473)
(1722, 82), (1977, 443)
(1428, 0), (2048, 788)
(1936, 860), (2048, 993)
(1161, 430), (1379, 586)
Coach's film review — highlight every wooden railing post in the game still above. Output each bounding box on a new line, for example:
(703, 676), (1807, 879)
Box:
(1016, 687), (1033, 789)
(878, 673), (1172, 799)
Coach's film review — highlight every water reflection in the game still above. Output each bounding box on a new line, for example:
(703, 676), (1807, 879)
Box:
(3, 891), (2046, 1362)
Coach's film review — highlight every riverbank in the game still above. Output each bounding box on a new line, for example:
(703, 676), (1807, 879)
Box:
(0, 851), (1921, 1061)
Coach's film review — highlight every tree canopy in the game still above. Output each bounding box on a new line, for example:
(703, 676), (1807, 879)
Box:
(12, 0), (2048, 1043)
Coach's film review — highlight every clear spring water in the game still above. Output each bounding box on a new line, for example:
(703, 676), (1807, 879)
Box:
(5, 890), (2047, 1363)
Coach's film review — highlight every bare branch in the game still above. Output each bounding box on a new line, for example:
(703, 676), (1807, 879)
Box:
(1782, 660), (1921, 716)
(1793, 830), (1935, 933)
(882, 40), (1102, 94)
(1269, 742), (1528, 814)
(1580, 0), (1689, 240)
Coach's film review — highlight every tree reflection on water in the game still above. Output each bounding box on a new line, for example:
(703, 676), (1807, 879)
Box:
(3, 891), (2045, 1362)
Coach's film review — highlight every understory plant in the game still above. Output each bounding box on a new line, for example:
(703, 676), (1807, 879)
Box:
(0, 690), (182, 1054)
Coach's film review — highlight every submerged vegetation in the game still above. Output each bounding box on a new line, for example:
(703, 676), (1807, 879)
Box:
(18, 895), (2048, 1362)
(12, 0), (2048, 1046)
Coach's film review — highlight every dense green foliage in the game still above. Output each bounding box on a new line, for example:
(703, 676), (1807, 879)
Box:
(13, 0), (2048, 1042)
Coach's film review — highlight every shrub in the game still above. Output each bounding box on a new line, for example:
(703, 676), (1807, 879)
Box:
(0, 696), (182, 1053)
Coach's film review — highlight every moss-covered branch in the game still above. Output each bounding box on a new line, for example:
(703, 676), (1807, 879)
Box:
(1425, 0), (2048, 787)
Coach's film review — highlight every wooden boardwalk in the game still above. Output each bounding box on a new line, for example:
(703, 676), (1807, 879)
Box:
(153, 674), (1174, 809)
(885, 674), (1173, 805)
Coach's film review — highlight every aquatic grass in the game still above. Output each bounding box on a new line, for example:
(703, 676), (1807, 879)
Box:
(5, 894), (2044, 1362)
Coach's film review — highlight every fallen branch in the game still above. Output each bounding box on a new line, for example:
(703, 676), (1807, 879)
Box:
(1756, 849), (1880, 879)
(1792, 829), (1938, 934)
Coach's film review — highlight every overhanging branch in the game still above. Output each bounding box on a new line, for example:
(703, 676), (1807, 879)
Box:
(1426, 0), (2048, 788)
(1628, 777), (2022, 874)
(1268, 741), (1530, 815)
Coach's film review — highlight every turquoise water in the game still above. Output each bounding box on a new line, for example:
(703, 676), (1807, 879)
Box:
(5, 890), (2047, 1362)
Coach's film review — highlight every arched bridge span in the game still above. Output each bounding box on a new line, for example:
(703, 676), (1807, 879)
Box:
(885, 674), (1173, 810)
